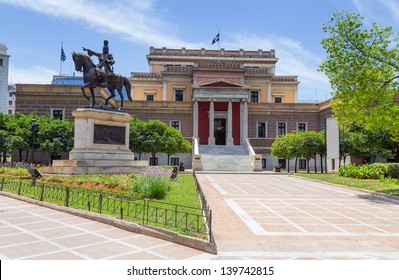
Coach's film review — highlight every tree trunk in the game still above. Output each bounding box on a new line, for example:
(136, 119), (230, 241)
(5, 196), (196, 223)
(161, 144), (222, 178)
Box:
(287, 159), (290, 173)
(320, 154), (324, 174)
(19, 149), (23, 162)
(314, 157), (317, 173)
(307, 158), (310, 173)
(294, 157), (298, 173)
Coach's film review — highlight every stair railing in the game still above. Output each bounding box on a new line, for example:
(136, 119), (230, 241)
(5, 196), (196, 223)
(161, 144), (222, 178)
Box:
(243, 138), (262, 171)
(192, 137), (203, 171)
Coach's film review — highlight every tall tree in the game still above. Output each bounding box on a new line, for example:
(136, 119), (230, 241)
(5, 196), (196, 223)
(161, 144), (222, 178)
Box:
(319, 11), (399, 141)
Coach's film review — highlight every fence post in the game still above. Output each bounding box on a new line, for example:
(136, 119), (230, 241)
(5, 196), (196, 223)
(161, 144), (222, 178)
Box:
(209, 210), (213, 244)
(65, 187), (70, 207)
(98, 192), (103, 214)
(120, 206), (123, 220)
(18, 180), (22, 196)
(1, 177), (4, 191)
(39, 183), (45, 201)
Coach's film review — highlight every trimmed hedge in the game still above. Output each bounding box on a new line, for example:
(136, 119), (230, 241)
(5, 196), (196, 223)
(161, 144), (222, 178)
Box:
(339, 163), (399, 179)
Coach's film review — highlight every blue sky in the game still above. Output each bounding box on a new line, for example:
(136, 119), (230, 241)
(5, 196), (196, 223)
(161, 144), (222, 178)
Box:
(1, 0), (398, 101)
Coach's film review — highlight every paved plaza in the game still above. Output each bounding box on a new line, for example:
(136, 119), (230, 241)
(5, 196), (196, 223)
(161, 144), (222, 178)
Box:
(2, 174), (399, 260)
(196, 174), (399, 260)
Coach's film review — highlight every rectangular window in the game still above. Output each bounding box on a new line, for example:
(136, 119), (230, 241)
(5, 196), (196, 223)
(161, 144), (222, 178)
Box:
(262, 158), (267, 169)
(257, 122), (266, 138)
(299, 159), (307, 169)
(52, 109), (64, 120)
(171, 157), (179, 166)
(8, 100), (12, 105)
(274, 97), (282, 103)
(278, 159), (286, 169)
(170, 121), (180, 131)
(250, 91), (259, 103)
(146, 94), (154, 101)
(277, 122), (286, 136)
(297, 122), (307, 132)
(174, 89), (184, 101)
(0, 59), (3, 66)
(8, 110), (12, 114)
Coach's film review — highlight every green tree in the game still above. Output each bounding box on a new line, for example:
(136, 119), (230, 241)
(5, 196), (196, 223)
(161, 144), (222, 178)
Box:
(319, 11), (399, 142)
(0, 113), (11, 162)
(37, 116), (74, 164)
(7, 113), (32, 162)
(163, 125), (191, 165)
(129, 117), (148, 159)
(298, 131), (323, 173)
(272, 132), (307, 172)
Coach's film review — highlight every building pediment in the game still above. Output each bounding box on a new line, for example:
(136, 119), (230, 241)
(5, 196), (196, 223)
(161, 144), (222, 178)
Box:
(193, 78), (249, 89)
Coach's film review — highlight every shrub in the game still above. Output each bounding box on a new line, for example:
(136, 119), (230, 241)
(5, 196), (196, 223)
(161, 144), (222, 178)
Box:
(131, 174), (171, 199)
(339, 163), (399, 179)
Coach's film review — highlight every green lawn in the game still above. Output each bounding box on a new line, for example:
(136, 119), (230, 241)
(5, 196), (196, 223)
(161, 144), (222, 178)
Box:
(295, 173), (399, 196)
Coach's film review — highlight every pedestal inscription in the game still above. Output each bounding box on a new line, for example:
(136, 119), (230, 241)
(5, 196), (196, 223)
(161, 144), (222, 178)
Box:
(93, 124), (125, 145)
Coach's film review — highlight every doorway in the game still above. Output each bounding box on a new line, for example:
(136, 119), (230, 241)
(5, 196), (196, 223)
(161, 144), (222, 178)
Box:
(214, 118), (226, 145)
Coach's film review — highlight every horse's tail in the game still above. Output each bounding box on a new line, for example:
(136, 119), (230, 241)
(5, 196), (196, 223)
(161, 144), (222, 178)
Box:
(124, 77), (132, 101)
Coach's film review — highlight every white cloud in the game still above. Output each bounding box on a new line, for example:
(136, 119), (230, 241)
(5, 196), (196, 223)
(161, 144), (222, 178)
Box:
(9, 65), (56, 84)
(0, 0), (197, 48)
(226, 33), (331, 100)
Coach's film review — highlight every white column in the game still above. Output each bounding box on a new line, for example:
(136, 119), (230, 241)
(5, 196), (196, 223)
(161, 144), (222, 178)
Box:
(243, 100), (248, 139)
(227, 99), (234, 145)
(208, 99), (215, 145)
(193, 98), (198, 138)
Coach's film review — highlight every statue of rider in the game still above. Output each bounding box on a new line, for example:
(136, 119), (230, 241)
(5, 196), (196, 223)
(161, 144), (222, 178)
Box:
(83, 40), (114, 87)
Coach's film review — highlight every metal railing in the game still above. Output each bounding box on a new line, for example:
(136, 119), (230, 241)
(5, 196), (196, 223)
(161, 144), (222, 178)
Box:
(0, 177), (212, 241)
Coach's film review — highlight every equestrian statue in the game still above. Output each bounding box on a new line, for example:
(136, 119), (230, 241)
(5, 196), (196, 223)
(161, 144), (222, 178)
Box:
(72, 40), (132, 110)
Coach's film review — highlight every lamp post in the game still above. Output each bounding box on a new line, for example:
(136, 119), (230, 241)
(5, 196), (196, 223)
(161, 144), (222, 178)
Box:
(31, 119), (39, 164)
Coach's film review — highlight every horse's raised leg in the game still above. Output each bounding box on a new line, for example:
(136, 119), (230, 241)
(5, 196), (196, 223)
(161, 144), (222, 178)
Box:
(117, 88), (124, 110)
(89, 87), (96, 107)
(104, 87), (114, 107)
(81, 86), (90, 101)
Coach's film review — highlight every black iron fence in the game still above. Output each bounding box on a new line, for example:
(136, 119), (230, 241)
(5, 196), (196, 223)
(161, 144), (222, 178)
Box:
(0, 177), (212, 242)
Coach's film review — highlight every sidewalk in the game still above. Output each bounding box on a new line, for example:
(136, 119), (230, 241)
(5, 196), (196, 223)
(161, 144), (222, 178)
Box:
(196, 174), (399, 259)
(0, 195), (214, 260)
(2, 174), (399, 260)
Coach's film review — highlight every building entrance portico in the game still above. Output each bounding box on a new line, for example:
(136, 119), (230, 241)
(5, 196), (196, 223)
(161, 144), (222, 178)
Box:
(193, 79), (250, 146)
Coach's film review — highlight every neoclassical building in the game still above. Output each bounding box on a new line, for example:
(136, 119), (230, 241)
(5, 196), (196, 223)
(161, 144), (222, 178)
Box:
(14, 47), (333, 170)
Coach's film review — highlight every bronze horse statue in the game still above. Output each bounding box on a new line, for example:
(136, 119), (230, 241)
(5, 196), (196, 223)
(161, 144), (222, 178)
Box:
(72, 52), (132, 110)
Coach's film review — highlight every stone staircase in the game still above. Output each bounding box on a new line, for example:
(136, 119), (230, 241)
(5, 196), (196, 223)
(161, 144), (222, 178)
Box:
(199, 145), (253, 172)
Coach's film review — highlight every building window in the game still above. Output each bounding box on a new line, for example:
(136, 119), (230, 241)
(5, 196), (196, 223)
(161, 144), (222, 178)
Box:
(299, 159), (307, 169)
(277, 122), (286, 136)
(250, 91), (259, 102)
(174, 89), (184, 101)
(0, 59), (3, 66)
(262, 158), (267, 169)
(171, 157), (179, 166)
(146, 94), (154, 101)
(8, 110), (12, 114)
(8, 100), (12, 105)
(297, 122), (307, 132)
(257, 122), (266, 138)
(51, 109), (64, 120)
(170, 121), (180, 131)
(278, 159), (286, 169)
(274, 97), (282, 103)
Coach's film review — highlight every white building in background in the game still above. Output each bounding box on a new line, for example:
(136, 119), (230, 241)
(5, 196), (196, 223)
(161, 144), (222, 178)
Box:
(0, 43), (10, 114)
(8, 84), (16, 114)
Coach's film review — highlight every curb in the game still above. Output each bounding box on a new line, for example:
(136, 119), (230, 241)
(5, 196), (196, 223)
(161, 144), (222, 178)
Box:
(0, 191), (218, 255)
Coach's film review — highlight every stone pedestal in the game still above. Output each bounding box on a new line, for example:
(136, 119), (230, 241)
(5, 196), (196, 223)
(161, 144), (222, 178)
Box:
(42, 108), (147, 175)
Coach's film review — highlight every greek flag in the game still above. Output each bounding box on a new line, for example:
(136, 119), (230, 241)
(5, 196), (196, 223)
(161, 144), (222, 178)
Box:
(212, 33), (220, 45)
(60, 47), (66, 62)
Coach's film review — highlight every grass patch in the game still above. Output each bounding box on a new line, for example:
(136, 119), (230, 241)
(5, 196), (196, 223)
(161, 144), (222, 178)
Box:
(295, 173), (399, 196)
